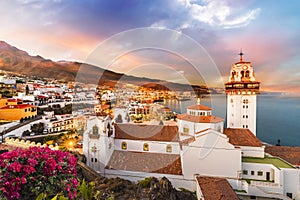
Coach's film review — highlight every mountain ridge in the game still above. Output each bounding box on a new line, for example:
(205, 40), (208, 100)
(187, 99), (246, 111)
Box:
(0, 40), (208, 93)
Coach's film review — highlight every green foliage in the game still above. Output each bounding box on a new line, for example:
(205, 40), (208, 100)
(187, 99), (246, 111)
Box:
(31, 122), (45, 134)
(138, 177), (152, 188)
(35, 180), (100, 200)
(77, 179), (100, 200)
(35, 193), (69, 200)
(22, 130), (31, 136)
(44, 135), (60, 143)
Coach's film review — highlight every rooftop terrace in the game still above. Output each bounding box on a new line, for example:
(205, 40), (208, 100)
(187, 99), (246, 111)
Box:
(242, 156), (295, 169)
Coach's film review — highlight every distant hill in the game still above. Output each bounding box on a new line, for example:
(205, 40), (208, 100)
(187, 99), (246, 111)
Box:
(0, 41), (208, 93)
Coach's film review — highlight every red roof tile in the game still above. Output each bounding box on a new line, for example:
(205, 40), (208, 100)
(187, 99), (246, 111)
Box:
(223, 128), (263, 147)
(7, 98), (23, 102)
(265, 145), (300, 166)
(115, 124), (179, 142)
(196, 176), (239, 200)
(106, 150), (182, 175)
(177, 114), (223, 123)
(0, 104), (35, 110)
(187, 104), (212, 110)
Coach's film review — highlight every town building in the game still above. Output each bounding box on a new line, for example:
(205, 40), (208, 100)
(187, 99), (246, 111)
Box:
(0, 98), (37, 121)
(0, 104), (37, 121)
(83, 54), (300, 200)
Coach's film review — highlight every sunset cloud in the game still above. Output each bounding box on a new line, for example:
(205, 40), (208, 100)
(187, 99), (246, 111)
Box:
(0, 0), (299, 93)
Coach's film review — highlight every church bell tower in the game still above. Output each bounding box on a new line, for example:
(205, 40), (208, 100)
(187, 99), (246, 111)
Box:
(225, 51), (260, 135)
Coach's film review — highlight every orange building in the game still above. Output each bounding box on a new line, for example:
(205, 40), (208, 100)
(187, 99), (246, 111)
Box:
(0, 104), (37, 121)
(0, 98), (7, 108)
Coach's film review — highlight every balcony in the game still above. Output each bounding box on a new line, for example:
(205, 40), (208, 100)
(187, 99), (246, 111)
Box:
(225, 82), (260, 90)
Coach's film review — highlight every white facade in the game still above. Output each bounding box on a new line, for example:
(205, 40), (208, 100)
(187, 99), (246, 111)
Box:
(181, 129), (241, 180)
(178, 119), (223, 135)
(242, 163), (280, 183)
(226, 94), (257, 135)
(225, 54), (260, 135)
(114, 139), (181, 154)
(240, 146), (265, 158)
(82, 116), (114, 173)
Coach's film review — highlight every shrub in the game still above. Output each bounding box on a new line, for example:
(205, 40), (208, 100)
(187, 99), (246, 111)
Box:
(138, 177), (152, 188)
(0, 146), (78, 200)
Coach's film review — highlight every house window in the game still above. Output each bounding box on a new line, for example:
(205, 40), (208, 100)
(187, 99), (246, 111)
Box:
(250, 196), (256, 199)
(183, 126), (189, 134)
(251, 171), (254, 175)
(243, 99), (248, 104)
(122, 142), (127, 150)
(143, 143), (149, 151)
(115, 114), (123, 123)
(166, 144), (172, 153)
(91, 158), (94, 162)
(92, 125), (98, 135)
(25, 109), (27, 112)
(242, 170), (248, 175)
(257, 171), (263, 176)
(287, 193), (293, 198)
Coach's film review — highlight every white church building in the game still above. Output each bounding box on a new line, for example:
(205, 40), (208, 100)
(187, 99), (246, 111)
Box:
(83, 53), (300, 200)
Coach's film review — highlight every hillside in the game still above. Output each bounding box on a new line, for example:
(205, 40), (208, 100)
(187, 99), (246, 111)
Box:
(0, 41), (208, 93)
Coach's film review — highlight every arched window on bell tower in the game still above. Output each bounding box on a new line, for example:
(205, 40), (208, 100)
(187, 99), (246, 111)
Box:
(245, 70), (250, 78)
(241, 71), (245, 78)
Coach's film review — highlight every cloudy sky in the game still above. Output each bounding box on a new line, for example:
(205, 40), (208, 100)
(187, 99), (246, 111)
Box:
(0, 0), (300, 93)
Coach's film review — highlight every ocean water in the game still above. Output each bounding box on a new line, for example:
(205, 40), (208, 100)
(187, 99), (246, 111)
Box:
(166, 94), (300, 147)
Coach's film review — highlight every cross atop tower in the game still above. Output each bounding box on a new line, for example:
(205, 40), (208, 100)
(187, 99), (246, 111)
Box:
(239, 50), (244, 62)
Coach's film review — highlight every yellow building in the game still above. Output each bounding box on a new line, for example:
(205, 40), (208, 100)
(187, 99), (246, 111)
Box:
(0, 98), (7, 108)
(0, 104), (37, 121)
(0, 98), (23, 107)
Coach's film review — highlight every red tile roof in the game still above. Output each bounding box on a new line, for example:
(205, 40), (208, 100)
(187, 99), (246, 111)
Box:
(265, 145), (300, 166)
(177, 114), (223, 123)
(105, 150), (182, 175)
(7, 98), (23, 102)
(223, 128), (263, 147)
(196, 176), (239, 200)
(115, 124), (179, 142)
(0, 104), (35, 110)
(187, 104), (212, 110)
